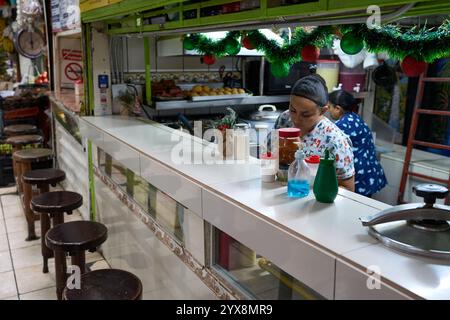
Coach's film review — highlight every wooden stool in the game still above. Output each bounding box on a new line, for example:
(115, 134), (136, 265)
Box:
(13, 148), (53, 241)
(26, 172), (68, 273)
(4, 124), (38, 137)
(45, 221), (108, 300)
(62, 269), (143, 300)
(7, 135), (44, 193)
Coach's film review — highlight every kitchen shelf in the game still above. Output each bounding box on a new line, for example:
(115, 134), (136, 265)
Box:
(153, 95), (290, 110)
(53, 28), (82, 37)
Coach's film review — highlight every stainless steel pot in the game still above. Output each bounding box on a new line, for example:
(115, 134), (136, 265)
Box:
(238, 105), (284, 158)
(240, 105), (283, 130)
(248, 105), (282, 122)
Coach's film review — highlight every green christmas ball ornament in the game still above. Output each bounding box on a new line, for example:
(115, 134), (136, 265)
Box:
(183, 37), (195, 50)
(340, 32), (364, 55)
(271, 61), (290, 78)
(224, 38), (241, 56)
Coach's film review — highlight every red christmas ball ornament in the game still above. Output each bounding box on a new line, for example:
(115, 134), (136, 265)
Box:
(203, 55), (216, 65)
(242, 37), (255, 50)
(401, 56), (427, 77)
(301, 45), (320, 62)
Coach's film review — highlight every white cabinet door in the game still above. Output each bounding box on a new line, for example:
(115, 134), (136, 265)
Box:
(140, 155), (202, 217)
(202, 188), (336, 300)
(335, 259), (413, 300)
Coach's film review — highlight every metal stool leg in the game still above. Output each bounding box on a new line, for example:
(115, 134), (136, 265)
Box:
(40, 213), (52, 273)
(38, 183), (52, 272)
(13, 146), (23, 193)
(21, 162), (38, 241)
(71, 251), (86, 274)
(52, 212), (65, 227)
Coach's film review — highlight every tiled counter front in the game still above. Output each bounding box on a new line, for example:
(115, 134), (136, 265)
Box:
(52, 103), (89, 220)
(79, 117), (438, 300)
(93, 168), (217, 299)
(81, 126), (234, 299)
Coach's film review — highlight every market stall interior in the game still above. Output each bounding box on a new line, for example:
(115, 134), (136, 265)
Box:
(2, 0), (446, 301)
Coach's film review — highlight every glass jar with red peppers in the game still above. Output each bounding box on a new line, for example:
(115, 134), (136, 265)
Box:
(278, 128), (301, 168)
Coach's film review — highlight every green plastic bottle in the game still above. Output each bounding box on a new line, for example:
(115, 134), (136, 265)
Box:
(313, 149), (338, 203)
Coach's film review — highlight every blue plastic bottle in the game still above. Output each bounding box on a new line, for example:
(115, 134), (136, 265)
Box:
(287, 149), (311, 198)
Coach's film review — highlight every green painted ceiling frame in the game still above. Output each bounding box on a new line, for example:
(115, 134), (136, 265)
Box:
(403, 0), (450, 16)
(101, 1), (449, 36)
(82, 0), (187, 23)
(82, 0), (447, 30)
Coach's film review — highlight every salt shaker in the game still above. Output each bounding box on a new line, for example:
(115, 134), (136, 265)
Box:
(260, 152), (277, 183)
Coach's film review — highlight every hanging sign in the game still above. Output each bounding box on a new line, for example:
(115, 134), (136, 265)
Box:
(51, 0), (62, 33)
(52, 0), (81, 32)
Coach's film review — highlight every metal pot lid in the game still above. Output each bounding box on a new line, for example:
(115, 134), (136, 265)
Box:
(360, 184), (450, 260)
(248, 105), (282, 121)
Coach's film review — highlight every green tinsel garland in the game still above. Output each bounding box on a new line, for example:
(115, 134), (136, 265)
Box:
(246, 26), (334, 64)
(186, 21), (450, 65)
(186, 31), (241, 57)
(345, 21), (450, 63)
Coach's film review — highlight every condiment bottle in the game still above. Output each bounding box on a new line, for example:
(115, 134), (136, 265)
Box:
(260, 152), (277, 183)
(313, 149), (338, 203)
(305, 155), (320, 187)
(287, 149), (310, 198)
(233, 123), (250, 161)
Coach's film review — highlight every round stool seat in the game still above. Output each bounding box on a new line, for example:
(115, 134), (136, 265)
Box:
(4, 124), (38, 136)
(45, 221), (107, 252)
(13, 148), (53, 163)
(6, 134), (43, 146)
(22, 169), (66, 186)
(31, 191), (82, 214)
(63, 269), (143, 300)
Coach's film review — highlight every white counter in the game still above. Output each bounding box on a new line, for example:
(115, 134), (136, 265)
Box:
(80, 115), (450, 300)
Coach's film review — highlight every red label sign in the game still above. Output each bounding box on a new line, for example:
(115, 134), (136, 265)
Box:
(62, 49), (82, 61)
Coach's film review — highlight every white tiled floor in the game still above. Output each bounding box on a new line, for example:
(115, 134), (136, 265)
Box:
(0, 192), (111, 300)
(1, 186), (217, 300)
(20, 287), (56, 300)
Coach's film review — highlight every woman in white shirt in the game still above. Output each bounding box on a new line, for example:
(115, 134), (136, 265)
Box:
(273, 75), (356, 191)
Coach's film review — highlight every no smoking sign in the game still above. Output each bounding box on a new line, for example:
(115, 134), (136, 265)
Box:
(64, 62), (82, 81)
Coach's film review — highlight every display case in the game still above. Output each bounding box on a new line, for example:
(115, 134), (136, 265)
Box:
(51, 99), (89, 220)
(211, 228), (325, 299)
(52, 99), (82, 144)
(97, 147), (187, 244)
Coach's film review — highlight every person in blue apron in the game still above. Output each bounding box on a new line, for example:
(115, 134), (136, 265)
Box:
(328, 90), (387, 197)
